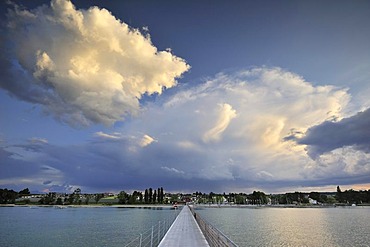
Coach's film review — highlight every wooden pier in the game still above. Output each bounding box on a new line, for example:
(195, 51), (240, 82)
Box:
(158, 206), (210, 247)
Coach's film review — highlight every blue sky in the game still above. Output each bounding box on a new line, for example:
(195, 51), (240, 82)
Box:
(1, 0), (370, 193)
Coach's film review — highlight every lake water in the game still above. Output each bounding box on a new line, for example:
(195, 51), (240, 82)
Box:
(0, 206), (178, 247)
(195, 206), (370, 247)
(1, 206), (369, 247)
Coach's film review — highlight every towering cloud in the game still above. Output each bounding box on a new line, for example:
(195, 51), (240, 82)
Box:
(1, 0), (189, 126)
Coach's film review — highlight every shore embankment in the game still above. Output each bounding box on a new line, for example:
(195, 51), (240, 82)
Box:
(192, 203), (370, 208)
(0, 204), (178, 208)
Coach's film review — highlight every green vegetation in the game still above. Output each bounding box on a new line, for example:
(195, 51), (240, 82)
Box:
(1, 186), (370, 206)
(0, 188), (19, 204)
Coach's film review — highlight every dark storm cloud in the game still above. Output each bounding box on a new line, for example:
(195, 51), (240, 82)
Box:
(293, 108), (370, 158)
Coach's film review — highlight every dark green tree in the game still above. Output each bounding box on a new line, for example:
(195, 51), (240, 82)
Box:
(129, 191), (141, 204)
(149, 188), (153, 204)
(0, 189), (18, 204)
(19, 188), (30, 195)
(336, 186), (343, 203)
(160, 187), (164, 204)
(138, 191), (143, 203)
(144, 189), (149, 204)
(118, 191), (129, 204)
(67, 193), (75, 204)
(153, 190), (157, 204)
(56, 197), (63, 205)
(250, 191), (267, 204)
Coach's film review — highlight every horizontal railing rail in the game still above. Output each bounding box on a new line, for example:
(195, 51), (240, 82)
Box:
(124, 208), (180, 247)
(189, 205), (238, 247)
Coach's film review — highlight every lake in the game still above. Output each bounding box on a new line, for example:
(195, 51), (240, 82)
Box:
(0, 206), (178, 247)
(195, 206), (370, 247)
(1, 206), (369, 247)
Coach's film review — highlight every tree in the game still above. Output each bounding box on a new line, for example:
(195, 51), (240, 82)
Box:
(0, 189), (18, 204)
(144, 189), (149, 204)
(84, 195), (91, 205)
(249, 191), (267, 204)
(56, 197), (63, 205)
(309, 192), (320, 202)
(72, 188), (81, 204)
(129, 191), (142, 204)
(209, 192), (215, 203)
(336, 186), (343, 203)
(42, 193), (56, 205)
(160, 187), (164, 204)
(157, 188), (160, 203)
(149, 188), (153, 204)
(19, 188), (30, 195)
(67, 193), (75, 204)
(235, 194), (246, 204)
(138, 191), (143, 203)
(153, 190), (157, 204)
(118, 191), (129, 204)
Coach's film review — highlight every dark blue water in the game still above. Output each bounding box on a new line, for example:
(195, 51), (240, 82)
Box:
(0, 206), (178, 247)
(196, 206), (370, 247)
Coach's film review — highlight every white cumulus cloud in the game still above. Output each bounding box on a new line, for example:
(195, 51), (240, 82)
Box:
(1, 0), (190, 126)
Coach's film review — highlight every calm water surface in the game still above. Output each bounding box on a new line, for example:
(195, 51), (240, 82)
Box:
(0, 206), (178, 247)
(196, 206), (370, 247)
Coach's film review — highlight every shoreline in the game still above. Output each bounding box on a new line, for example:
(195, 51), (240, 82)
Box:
(2, 203), (369, 208)
(0, 204), (178, 208)
(192, 203), (370, 208)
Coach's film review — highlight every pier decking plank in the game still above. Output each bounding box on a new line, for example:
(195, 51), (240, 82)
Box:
(158, 206), (210, 247)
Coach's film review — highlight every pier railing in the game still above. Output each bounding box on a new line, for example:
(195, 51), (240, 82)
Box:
(124, 208), (180, 247)
(189, 206), (238, 247)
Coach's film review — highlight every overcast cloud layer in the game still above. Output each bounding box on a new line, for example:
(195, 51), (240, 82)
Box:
(2, 67), (369, 193)
(1, 0), (189, 126)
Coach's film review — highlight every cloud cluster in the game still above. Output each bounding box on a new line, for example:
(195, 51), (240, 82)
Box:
(2, 67), (368, 193)
(1, 0), (189, 126)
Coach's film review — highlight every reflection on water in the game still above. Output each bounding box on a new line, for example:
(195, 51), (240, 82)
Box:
(0, 206), (178, 247)
(196, 207), (370, 247)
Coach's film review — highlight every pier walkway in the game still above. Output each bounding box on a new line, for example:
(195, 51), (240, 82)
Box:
(158, 206), (210, 247)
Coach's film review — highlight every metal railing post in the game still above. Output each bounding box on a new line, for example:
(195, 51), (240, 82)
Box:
(158, 221), (161, 244)
(150, 226), (154, 247)
(139, 233), (142, 247)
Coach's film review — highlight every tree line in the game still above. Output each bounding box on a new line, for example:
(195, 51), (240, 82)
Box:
(0, 188), (30, 204)
(336, 186), (370, 205)
(0, 187), (166, 205)
(2, 186), (370, 205)
(117, 187), (165, 204)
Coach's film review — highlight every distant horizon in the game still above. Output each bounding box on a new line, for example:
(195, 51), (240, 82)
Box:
(1, 0), (370, 193)
(3, 185), (367, 196)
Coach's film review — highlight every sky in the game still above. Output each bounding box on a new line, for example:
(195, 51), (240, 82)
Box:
(1, 0), (370, 194)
